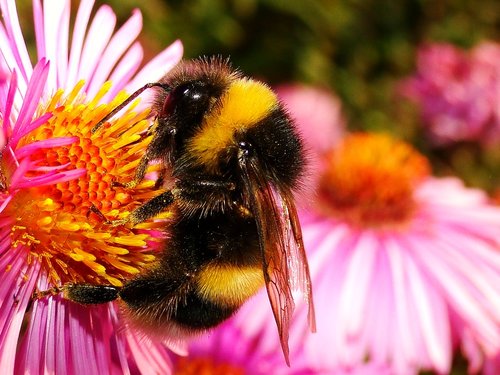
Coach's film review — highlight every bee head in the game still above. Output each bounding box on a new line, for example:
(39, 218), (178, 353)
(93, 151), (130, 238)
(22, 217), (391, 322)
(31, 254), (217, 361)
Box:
(153, 58), (239, 141)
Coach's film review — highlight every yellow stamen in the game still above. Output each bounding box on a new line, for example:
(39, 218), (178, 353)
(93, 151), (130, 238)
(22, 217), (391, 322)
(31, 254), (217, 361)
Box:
(318, 132), (430, 228)
(3, 81), (168, 287)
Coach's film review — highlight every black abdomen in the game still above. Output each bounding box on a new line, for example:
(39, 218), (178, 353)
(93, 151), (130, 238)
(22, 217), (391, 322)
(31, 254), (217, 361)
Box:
(118, 211), (262, 332)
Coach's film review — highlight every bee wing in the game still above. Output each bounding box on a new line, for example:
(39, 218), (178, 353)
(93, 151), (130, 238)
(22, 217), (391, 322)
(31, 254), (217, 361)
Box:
(239, 156), (316, 365)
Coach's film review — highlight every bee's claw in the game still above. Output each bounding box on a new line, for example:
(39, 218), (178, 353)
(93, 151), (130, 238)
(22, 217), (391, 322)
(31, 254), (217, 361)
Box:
(111, 181), (125, 188)
(112, 180), (138, 189)
(87, 204), (108, 222)
(108, 218), (129, 227)
(32, 285), (63, 300)
(88, 204), (129, 227)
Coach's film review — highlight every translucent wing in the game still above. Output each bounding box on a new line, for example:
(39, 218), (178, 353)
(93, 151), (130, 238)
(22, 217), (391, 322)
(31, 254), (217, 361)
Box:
(239, 155), (316, 365)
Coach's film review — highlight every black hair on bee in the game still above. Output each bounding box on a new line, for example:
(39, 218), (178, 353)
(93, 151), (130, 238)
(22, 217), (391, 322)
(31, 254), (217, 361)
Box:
(61, 56), (316, 365)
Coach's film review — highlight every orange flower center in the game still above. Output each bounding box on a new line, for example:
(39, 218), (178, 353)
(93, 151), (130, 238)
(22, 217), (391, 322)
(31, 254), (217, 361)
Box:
(3, 81), (168, 287)
(176, 357), (244, 375)
(317, 132), (430, 228)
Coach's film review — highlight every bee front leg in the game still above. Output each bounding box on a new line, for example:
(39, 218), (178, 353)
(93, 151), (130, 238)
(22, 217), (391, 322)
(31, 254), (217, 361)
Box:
(113, 155), (150, 189)
(90, 190), (175, 227)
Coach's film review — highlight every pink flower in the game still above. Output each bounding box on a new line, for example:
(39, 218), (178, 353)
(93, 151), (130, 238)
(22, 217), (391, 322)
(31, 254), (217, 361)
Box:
(400, 42), (500, 146)
(276, 84), (346, 154)
(0, 1), (184, 373)
(297, 132), (500, 374)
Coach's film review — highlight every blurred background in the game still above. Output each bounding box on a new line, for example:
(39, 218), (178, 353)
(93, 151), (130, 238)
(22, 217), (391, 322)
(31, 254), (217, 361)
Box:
(15, 0), (500, 194)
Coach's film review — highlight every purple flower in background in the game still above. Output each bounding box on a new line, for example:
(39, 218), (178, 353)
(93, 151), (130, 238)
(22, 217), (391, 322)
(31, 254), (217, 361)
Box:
(401, 42), (500, 146)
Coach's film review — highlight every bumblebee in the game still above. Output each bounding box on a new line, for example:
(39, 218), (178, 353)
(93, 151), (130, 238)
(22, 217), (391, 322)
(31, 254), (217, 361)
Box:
(64, 57), (316, 364)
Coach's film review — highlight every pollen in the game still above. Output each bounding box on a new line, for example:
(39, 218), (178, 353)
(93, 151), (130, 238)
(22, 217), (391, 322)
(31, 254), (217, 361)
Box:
(318, 133), (430, 228)
(3, 81), (169, 287)
(176, 357), (244, 375)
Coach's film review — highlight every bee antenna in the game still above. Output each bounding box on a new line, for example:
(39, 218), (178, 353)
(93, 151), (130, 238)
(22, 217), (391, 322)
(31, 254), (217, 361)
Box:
(92, 82), (170, 133)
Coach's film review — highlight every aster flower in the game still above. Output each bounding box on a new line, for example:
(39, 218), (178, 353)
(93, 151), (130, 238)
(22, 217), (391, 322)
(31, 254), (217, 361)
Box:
(297, 132), (500, 374)
(0, 0), (184, 373)
(400, 42), (500, 146)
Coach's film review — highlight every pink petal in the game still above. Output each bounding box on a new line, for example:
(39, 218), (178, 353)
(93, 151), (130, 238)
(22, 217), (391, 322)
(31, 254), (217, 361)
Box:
(107, 306), (132, 375)
(65, 0), (95, 88)
(77, 5), (116, 92)
(0, 23), (24, 91)
(125, 333), (174, 375)
(10, 59), (50, 147)
(105, 42), (144, 102)
(14, 136), (78, 159)
(385, 237), (418, 367)
(87, 9), (143, 97)
(364, 247), (394, 364)
(404, 249), (451, 372)
(127, 39), (183, 91)
(32, 0), (45, 60)
(338, 231), (377, 339)
(1, 68), (17, 139)
(410, 236), (500, 352)
(42, 0), (70, 89)
(15, 167), (87, 189)
(0, 249), (40, 374)
(0, 0), (33, 84)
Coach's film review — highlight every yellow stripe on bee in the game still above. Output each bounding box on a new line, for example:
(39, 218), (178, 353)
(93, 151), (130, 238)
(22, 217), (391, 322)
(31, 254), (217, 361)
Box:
(188, 78), (278, 172)
(197, 264), (264, 306)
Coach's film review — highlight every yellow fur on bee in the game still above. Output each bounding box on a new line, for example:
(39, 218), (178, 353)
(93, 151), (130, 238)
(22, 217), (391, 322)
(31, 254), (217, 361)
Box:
(196, 264), (264, 306)
(188, 78), (278, 172)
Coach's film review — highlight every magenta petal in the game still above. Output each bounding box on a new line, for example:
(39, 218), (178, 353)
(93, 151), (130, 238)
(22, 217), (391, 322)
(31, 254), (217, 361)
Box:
(1, 68), (17, 139)
(0, 0), (33, 83)
(14, 136), (78, 159)
(15, 167), (87, 189)
(0, 249), (40, 374)
(10, 59), (50, 147)
(12, 112), (53, 150)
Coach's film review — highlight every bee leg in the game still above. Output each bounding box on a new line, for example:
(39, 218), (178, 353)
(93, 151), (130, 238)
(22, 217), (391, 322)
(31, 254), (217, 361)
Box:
(112, 155), (150, 189)
(62, 283), (121, 305)
(32, 283), (120, 305)
(123, 190), (175, 225)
